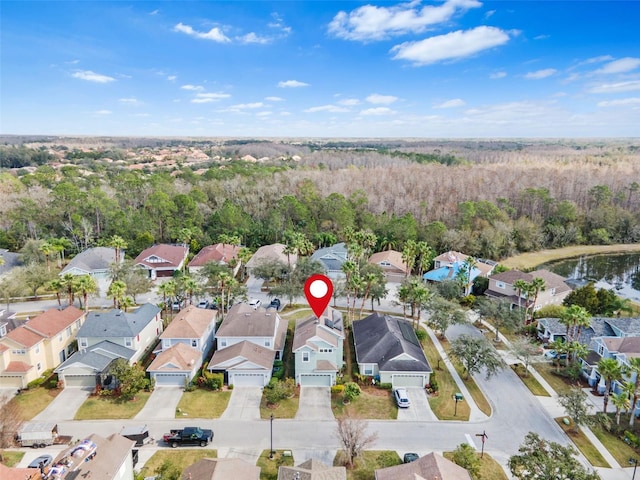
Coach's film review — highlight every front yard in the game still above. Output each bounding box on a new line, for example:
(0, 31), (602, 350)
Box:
(138, 449), (218, 477)
(176, 389), (231, 418)
(335, 450), (401, 480)
(74, 391), (151, 420)
(556, 418), (610, 467)
(0, 451), (24, 467)
(260, 393), (300, 419)
(11, 386), (61, 420)
(256, 450), (295, 480)
(331, 386), (397, 419)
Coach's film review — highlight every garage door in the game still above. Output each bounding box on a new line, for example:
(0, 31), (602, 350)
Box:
(0, 375), (25, 388)
(299, 374), (332, 387)
(232, 373), (265, 387)
(392, 375), (425, 387)
(154, 373), (188, 386)
(63, 375), (96, 388)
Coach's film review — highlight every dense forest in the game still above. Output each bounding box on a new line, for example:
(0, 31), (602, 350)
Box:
(0, 137), (639, 261)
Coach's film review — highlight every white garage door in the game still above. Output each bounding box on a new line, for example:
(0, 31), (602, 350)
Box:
(64, 375), (96, 388)
(0, 375), (25, 388)
(300, 374), (332, 387)
(232, 373), (265, 387)
(392, 375), (425, 387)
(154, 373), (188, 386)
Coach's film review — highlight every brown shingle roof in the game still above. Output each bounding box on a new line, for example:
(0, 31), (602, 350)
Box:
(368, 250), (408, 272)
(5, 361), (33, 373)
(161, 305), (216, 339)
(209, 340), (275, 370)
(135, 244), (189, 268)
(188, 243), (242, 267)
(245, 243), (295, 269)
(5, 325), (45, 348)
(490, 268), (570, 292)
(604, 337), (640, 358)
(293, 312), (343, 351)
(279, 459), (346, 480)
(217, 303), (281, 338)
(0, 463), (41, 480)
(25, 306), (84, 338)
(147, 342), (201, 372)
(183, 458), (260, 480)
(375, 452), (472, 480)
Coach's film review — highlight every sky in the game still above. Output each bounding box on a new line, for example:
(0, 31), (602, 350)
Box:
(1, 1), (639, 138)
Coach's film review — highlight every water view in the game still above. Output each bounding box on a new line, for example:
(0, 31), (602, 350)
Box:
(540, 252), (640, 303)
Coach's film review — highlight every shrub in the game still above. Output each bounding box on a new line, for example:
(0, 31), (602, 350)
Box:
(343, 382), (361, 402)
(27, 378), (45, 389)
(376, 451), (401, 468)
(264, 378), (295, 405)
(414, 328), (427, 341)
(377, 383), (393, 390)
(331, 385), (345, 394)
(460, 294), (476, 307)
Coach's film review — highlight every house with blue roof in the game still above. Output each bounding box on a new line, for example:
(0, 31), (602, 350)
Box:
(310, 242), (348, 280)
(423, 251), (494, 295)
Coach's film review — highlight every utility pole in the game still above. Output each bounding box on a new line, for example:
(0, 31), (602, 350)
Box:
(475, 430), (488, 458)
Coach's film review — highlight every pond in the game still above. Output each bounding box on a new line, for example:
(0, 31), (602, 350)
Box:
(539, 252), (640, 302)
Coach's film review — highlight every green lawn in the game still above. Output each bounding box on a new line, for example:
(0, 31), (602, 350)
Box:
(556, 418), (610, 468)
(533, 362), (581, 395)
(74, 391), (151, 420)
(176, 389), (231, 418)
(331, 387), (397, 419)
(138, 449), (218, 477)
(0, 450), (25, 467)
(421, 333), (471, 421)
(591, 420), (640, 467)
(257, 450), (295, 480)
(260, 393), (300, 419)
(334, 450), (401, 480)
(501, 243), (640, 270)
(511, 364), (551, 396)
(11, 387), (61, 420)
(443, 451), (509, 480)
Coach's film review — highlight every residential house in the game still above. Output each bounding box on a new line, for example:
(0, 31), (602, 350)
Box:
(310, 243), (348, 280)
(0, 463), (40, 480)
(147, 305), (217, 386)
(278, 459), (346, 480)
(485, 269), (571, 311)
(183, 458), (260, 480)
(49, 433), (136, 480)
(368, 249), (409, 282)
(423, 251), (494, 293)
(134, 244), (189, 279)
(245, 243), (296, 274)
(0, 248), (21, 279)
(0, 307), (19, 338)
(188, 243), (242, 277)
(537, 316), (609, 345)
(293, 307), (345, 386)
(60, 247), (120, 279)
(55, 304), (161, 388)
(375, 452), (472, 480)
(352, 313), (432, 387)
(0, 306), (85, 388)
(208, 303), (287, 386)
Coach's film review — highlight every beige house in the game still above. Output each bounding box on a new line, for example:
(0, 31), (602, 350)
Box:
(485, 269), (572, 312)
(245, 243), (296, 273)
(183, 457), (260, 480)
(0, 306), (85, 388)
(208, 340), (275, 387)
(368, 250), (409, 282)
(134, 244), (189, 279)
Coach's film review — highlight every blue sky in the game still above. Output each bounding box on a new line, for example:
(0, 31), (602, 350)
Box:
(1, 1), (639, 138)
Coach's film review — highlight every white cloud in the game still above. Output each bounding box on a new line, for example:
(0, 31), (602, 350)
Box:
(65, 59), (80, 65)
(238, 32), (270, 44)
(524, 68), (557, 79)
(534, 34), (549, 40)
(391, 26), (510, 66)
(366, 93), (398, 104)
(595, 57), (640, 75)
(304, 105), (350, 113)
(133, 113), (151, 117)
(278, 80), (309, 88)
(490, 71), (507, 79)
(230, 102), (265, 109)
(588, 80), (640, 94)
(174, 22), (230, 43)
(328, 0), (482, 41)
(434, 98), (466, 108)
(596, 97), (640, 107)
(181, 84), (204, 91)
(119, 98), (142, 106)
(94, 110), (112, 115)
(256, 111), (273, 117)
(167, 75), (177, 82)
(72, 70), (115, 83)
(360, 107), (395, 115)
(191, 92), (231, 103)
(265, 96), (284, 102)
(338, 98), (360, 106)
(484, 9), (496, 19)
(150, 9), (159, 15)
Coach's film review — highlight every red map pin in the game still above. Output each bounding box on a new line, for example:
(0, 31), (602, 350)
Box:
(304, 274), (333, 318)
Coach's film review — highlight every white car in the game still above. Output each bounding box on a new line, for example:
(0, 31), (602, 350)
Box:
(248, 299), (262, 309)
(394, 387), (411, 408)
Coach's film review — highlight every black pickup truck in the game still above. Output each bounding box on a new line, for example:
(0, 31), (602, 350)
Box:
(162, 427), (213, 448)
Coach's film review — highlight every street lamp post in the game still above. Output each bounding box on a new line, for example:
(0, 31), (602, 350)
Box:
(629, 457), (638, 480)
(270, 414), (274, 459)
(453, 392), (463, 416)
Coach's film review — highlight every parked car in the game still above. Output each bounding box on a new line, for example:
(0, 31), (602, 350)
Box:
(197, 299), (210, 309)
(28, 454), (53, 469)
(544, 349), (567, 360)
(403, 453), (419, 463)
(172, 300), (183, 311)
(394, 387), (411, 408)
(269, 298), (281, 310)
(248, 298), (262, 309)
(162, 426), (213, 448)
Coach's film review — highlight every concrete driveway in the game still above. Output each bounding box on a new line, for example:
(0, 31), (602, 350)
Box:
(396, 388), (436, 421)
(295, 387), (334, 421)
(135, 386), (183, 420)
(33, 387), (92, 421)
(221, 387), (262, 420)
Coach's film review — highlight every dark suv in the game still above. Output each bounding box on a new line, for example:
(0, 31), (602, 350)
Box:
(269, 298), (281, 310)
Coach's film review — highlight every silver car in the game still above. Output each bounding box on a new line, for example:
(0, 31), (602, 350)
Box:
(394, 387), (411, 408)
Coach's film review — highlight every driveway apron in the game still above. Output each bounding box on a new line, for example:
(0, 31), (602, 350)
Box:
(396, 387), (436, 421)
(134, 386), (183, 420)
(33, 387), (92, 421)
(295, 387), (334, 421)
(221, 387), (262, 420)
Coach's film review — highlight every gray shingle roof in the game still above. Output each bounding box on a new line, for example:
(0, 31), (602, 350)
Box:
(352, 313), (431, 373)
(60, 247), (117, 275)
(55, 340), (136, 372)
(78, 303), (160, 338)
(0, 249), (21, 277)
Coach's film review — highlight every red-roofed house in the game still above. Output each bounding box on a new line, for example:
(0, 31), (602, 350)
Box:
(188, 243), (242, 276)
(0, 306), (86, 388)
(134, 244), (189, 279)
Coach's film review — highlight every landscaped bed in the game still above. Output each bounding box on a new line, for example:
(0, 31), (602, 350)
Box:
(260, 392), (300, 419)
(176, 389), (231, 418)
(74, 391), (151, 420)
(139, 449), (218, 477)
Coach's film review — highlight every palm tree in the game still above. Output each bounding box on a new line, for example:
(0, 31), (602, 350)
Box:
(108, 235), (128, 264)
(217, 272), (233, 315)
(341, 260), (358, 323)
(120, 296), (135, 312)
(359, 272), (381, 318)
(527, 277), (546, 322)
(415, 241), (434, 277)
(75, 275), (98, 312)
(181, 275), (200, 305)
(559, 304), (591, 344)
(612, 391), (630, 425)
(237, 247), (253, 281)
(46, 278), (64, 306)
(401, 240), (418, 278)
(458, 256), (478, 296)
(59, 273), (78, 306)
(625, 357), (640, 426)
(513, 279), (529, 322)
(39, 241), (54, 273)
(598, 358), (623, 414)
(107, 280), (127, 309)
(157, 279), (177, 317)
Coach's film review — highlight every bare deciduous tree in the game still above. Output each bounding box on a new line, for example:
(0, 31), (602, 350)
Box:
(0, 397), (23, 449)
(335, 415), (378, 469)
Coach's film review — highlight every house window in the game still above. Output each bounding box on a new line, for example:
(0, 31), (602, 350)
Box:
(75, 320), (81, 329)
(66, 326), (72, 337)
(380, 261), (391, 266)
(220, 339), (227, 348)
(496, 281), (505, 289)
(125, 338), (133, 347)
(364, 365), (373, 375)
(319, 348), (333, 353)
(265, 340), (271, 347)
(35, 345), (40, 354)
(58, 334), (63, 341)
(37, 363), (42, 371)
(598, 344), (605, 356)
(79, 338), (88, 348)
(302, 351), (310, 362)
(0, 324), (7, 337)
(550, 287), (556, 295)
(191, 340), (198, 348)
(12, 349), (26, 355)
